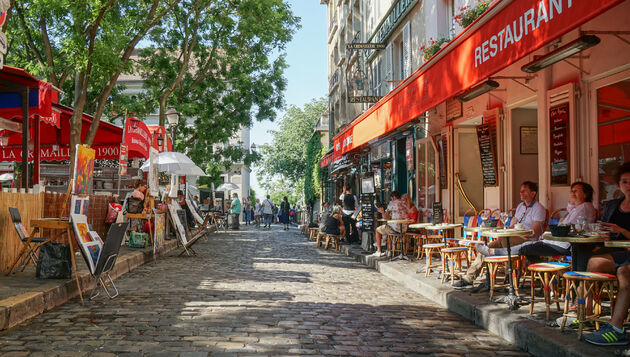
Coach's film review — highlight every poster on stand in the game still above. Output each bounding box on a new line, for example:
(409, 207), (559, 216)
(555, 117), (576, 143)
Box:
(70, 213), (103, 274)
(168, 201), (188, 245)
(153, 210), (166, 255)
(72, 145), (95, 195)
(168, 175), (178, 198)
(148, 147), (159, 196)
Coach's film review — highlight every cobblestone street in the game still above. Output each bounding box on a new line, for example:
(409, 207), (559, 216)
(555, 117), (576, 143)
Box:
(0, 226), (531, 356)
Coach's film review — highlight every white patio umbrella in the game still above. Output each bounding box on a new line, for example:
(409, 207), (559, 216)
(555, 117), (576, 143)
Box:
(140, 151), (206, 176)
(216, 182), (239, 191)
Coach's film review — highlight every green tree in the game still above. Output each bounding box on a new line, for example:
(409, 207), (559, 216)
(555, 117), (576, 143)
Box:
(6, 0), (179, 162)
(135, 0), (299, 169)
(303, 132), (322, 207)
(258, 97), (327, 186)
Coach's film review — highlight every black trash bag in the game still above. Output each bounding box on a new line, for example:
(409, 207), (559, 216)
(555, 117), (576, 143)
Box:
(36, 243), (72, 279)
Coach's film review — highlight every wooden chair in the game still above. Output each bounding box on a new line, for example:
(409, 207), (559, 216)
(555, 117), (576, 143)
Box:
(324, 234), (340, 251)
(560, 271), (617, 339)
(440, 247), (468, 284)
(6, 207), (51, 274)
(308, 227), (319, 241)
(527, 262), (570, 320)
(485, 255), (522, 299)
(423, 243), (444, 277)
(316, 231), (326, 247)
(386, 233), (403, 257)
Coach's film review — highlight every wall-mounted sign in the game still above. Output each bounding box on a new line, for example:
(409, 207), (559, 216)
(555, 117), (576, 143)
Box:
(550, 103), (570, 185)
(346, 43), (387, 50)
(348, 96), (381, 103)
(476, 124), (498, 186)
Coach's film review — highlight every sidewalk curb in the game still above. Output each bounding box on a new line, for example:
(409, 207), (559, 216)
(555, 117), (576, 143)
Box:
(332, 243), (615, 357)
(0, 238), (184, 331)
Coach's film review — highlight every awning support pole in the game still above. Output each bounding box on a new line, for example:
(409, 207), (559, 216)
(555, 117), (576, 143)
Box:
(21, 88), (29, 189)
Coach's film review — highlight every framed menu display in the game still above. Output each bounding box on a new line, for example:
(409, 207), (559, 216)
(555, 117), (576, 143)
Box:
(476, 124), (497, 186)
(549, 103), (570, 185)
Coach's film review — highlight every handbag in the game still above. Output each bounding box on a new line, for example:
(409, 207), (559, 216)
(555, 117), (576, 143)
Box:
(36, 243), (72, 279)
(105, 203), (122, 223)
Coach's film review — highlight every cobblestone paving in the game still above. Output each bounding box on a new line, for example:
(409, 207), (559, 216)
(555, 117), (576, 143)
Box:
(0, 226), (531, 356)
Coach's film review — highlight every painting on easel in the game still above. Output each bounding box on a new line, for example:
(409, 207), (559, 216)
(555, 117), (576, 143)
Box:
(149, 148), (159, 197)
(71, 213), (103, 274)
(168, 201), (188, 245)
(153, 210), (166, 255)
(73, 145), (95, 195)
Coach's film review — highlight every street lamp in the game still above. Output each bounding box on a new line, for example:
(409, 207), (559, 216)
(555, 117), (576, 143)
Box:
(165, 108), (179, 151)
(157, 133), (164, 151)
(250, 143), (257, 153)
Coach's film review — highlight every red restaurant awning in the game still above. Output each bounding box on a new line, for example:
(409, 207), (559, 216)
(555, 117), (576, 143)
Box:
(332, 0), (624, 157)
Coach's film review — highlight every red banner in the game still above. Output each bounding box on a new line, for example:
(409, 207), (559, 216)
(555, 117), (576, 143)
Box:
(333, 0), (623, 156)
(124, 118), (151, 159)
(0, 144), (120, 162)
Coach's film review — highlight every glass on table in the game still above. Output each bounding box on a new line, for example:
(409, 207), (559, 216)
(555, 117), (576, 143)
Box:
(588, 222), (601, 234)
(575, 216), (587, 233)
(499, 212), (509, 229)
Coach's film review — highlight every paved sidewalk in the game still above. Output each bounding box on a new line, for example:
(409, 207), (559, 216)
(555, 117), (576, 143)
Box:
(0, 225), (529, 356)
(330, 240), (620, 357)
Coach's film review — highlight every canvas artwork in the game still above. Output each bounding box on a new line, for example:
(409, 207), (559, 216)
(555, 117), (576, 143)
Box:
(168, 201), (188, 245)
(149, 148), (159, 197)
(72, 145), (95, 195)
(71, 213), (103, 274)
(168, 175), (178, 198)
(70, 196), (90, 217)
(186, 196), (204, 225)
(153, 210), (166, 255)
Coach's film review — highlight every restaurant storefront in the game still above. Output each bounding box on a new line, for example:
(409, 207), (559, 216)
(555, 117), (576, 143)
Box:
(327, 0), (629, 222)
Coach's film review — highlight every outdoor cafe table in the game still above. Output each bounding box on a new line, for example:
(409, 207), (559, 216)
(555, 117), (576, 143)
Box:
(605, 240), (630, 248)
(481, 228), (533, 310)
(542, 232), (609, 271)
(463, 226), (496, 241)
(408, 223), (433, 230)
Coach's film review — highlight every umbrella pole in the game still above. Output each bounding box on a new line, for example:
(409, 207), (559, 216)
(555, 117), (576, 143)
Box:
(117, 113), (127, 198)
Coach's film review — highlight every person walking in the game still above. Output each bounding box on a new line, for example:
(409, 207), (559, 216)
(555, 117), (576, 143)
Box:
(243, 196), (252, 225)
(262, 195), (274, 229)
(339, 184), (359, 244)
(254, 199), (262, 227)
(230, 193), (241, 230)
(280, 196), (291, 230)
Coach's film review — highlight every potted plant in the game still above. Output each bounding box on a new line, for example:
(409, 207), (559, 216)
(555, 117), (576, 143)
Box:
(420, 37), (451, 62)
(454, 1), (490, 28)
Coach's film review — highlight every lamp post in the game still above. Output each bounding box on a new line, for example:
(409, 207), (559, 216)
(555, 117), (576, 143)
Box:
(157, 133), (164, 151)
(165, 108), (179, 151)
(250, 143), (257, 153)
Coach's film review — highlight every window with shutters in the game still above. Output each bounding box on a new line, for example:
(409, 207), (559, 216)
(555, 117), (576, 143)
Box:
(385, 43), (393, 93)
(401, 22), (411, 79)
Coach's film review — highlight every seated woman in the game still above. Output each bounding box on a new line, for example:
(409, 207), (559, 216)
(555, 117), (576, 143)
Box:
(583, 162), (630, 346)
(476, 181), (597, 259)
(320, 205), (345, 238)
(402, 194), (419, 223)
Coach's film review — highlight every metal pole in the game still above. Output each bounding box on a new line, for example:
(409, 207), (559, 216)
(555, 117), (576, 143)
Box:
(116, 111), (128, 197)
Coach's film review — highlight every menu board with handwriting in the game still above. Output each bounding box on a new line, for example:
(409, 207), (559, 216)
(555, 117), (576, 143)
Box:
(550, 103), (569, 185)
(360, 194), (375, 232)
(476, 124), (497, 186)
(432, 202), (443, 224)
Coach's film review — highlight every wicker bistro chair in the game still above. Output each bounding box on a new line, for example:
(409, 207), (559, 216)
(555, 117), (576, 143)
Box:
(440, 246), (469, 284)
(315, 231), (326, 248)
(560, 271), (617, 340)
(549, 208), (568, 226)
(485, 255), (522, 299)
(308, 227), (319, 241)
(527, 262), (571, 320)
(423, 243), (444, 277)
(324, 234), (341, 251)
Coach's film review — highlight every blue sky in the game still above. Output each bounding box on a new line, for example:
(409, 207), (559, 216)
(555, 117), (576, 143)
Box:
(250, 0), (327, 196)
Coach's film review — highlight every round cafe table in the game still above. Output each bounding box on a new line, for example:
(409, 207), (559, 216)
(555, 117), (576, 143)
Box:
(605, 240), (630, 248)
(542, 232), (608, 271)
(481, 229), (533, 310)
(408, 222), (433, 230)
(463, 226), (496, 241)
(387, 219), (413, 261)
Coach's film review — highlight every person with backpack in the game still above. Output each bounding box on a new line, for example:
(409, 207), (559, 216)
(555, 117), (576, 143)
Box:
(262, 195), (274, 229)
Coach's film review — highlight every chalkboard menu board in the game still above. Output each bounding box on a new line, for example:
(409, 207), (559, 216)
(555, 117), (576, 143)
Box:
(360, 194), (375, 232)
(432, 202), (443, 224)
(550, 103), (570, 185)
(476, 124), (498, 186)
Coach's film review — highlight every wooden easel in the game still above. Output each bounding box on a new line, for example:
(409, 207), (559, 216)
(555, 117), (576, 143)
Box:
(62, 179), (85, 305)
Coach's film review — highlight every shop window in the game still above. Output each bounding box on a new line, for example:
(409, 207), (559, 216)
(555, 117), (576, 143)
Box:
(417, 137), (439, 217)
(598, 78), (630, 205)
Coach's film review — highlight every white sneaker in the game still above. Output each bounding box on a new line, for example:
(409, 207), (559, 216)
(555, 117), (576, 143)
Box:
(370, 251), (383, 257)
(386, 250), (392, 257)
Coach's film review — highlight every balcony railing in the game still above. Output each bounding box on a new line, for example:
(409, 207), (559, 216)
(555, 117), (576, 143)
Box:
(329, 69), (339, 93)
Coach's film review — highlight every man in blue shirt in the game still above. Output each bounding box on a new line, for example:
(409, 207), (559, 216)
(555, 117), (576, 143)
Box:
(230, 193), (241, 230)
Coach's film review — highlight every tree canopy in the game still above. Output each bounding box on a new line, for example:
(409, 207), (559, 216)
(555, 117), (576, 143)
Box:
(257, 97), (326, 204)
(5, 0), (299, 175)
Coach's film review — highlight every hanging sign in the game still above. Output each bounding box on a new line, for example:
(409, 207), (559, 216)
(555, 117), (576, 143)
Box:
(124, 118), (151, 159)
(346, 43), (387, 50)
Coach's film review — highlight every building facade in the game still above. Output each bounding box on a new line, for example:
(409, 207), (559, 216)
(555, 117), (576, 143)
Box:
(322, 0), (630, 226)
